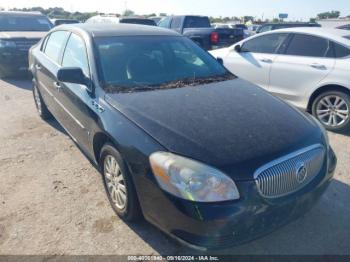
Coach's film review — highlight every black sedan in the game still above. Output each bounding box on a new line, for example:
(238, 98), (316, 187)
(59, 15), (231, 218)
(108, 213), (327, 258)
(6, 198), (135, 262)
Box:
(29, 24), (336, 250)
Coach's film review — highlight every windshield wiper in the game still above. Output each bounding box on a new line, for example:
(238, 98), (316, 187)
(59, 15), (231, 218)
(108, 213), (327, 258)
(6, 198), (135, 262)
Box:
(156, 72), (236, 90)
(103, 72), (236, 93)
(103, 83), (155, 93)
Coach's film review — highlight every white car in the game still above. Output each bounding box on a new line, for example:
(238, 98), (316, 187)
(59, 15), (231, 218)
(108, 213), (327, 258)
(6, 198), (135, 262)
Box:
(210, 27), (350, 132)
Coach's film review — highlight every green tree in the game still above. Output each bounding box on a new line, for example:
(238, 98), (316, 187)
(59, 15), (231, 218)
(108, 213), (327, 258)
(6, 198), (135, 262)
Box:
(317, 11), (340, 19)
(122, 9), (135, 17)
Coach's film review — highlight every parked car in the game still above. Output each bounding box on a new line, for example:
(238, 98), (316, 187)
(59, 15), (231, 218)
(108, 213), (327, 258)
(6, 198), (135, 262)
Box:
(149, 16), (163, 25)
(247, 24), (260, 36)
(51, 19), (80, 27)
(0, 11), (52, 78)
(158, 15), (244, 50)
(338, 24), (350, 31)
(119, 17), (156, 26)
(85, 14), (120, 24)
(213, 23), (251, 38)
(29, 23), (336, 250)
(256, 22), (321, 34)
(86, 14), (156, 26)
(210, 28), (350, 131)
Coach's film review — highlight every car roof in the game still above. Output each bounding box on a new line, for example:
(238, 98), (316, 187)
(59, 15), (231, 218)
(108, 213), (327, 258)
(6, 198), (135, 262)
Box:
(56, 23), (180, 37)
(0, 11), (45, 17)
(270, 27), (350, 45)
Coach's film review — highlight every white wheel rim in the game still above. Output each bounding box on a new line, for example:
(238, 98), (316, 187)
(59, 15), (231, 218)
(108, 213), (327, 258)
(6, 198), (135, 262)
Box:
(316, 95), (349, 127)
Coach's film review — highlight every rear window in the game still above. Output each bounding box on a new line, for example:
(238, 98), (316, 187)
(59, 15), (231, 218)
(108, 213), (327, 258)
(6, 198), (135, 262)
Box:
(120, 19), (156, 26)
(44, 31), (70, 64)
(0, 15), (52, 31)
(285, 34), (329, 57)
(184, 17), (210, 28)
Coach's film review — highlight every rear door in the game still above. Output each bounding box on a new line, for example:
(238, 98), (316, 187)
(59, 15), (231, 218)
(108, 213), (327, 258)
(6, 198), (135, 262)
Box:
(269, 33), (336, 107)
(35, 31), (70, 118)
(224, 33), (289, 90)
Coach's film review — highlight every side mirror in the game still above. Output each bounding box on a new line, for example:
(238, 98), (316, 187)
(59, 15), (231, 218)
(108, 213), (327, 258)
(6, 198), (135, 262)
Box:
(217, 57), (224, 65)
(57, 67), (88, 86)
(234, 44), (242, 53)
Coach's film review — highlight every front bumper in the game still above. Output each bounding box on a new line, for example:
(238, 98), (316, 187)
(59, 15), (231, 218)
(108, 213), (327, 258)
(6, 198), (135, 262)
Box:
(139, 147), (336, 250)
(0, 49), (29, 77)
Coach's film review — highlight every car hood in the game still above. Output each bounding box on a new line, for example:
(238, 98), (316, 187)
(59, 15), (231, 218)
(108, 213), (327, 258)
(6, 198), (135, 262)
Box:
(209, 47), (229, 58)
(0, 31), (47, 39)
(105, 79), (323, 180)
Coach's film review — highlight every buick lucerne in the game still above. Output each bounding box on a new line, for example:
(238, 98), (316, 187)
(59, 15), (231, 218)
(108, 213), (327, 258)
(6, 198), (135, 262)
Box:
(29, 24), (337, 250)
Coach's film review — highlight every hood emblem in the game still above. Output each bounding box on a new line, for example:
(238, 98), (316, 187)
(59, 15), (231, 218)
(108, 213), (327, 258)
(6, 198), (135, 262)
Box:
(296, 162), (308, 183)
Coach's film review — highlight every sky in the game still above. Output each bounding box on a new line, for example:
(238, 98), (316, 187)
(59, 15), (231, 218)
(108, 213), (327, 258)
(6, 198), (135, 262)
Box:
(0, 0), (350, 21)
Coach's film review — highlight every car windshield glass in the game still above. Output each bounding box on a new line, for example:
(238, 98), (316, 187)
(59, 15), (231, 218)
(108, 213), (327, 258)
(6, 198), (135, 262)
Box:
(0, 16), (52, 31)
(95, 36), (233, 93)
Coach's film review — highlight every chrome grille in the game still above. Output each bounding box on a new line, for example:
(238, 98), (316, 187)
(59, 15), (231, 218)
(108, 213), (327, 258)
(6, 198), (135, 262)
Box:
(14, 39), (40, 51)
(255, 144), (325, 198)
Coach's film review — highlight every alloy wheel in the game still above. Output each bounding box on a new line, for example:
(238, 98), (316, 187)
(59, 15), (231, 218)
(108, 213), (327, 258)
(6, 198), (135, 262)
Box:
(104, 155), (127, 210)
(316, 95), (349, 127)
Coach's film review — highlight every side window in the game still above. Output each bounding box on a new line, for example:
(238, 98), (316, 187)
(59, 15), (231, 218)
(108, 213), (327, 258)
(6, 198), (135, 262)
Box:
(333, 42), (350, 58)
(62, 33), (90, 76)
(258, 25), (272, 33)
(170, 17), (182, 29)
(44, 31), (70, 64)
(285, 34), (329, 57)
(241, 33), (288, 54)
(158, 17), (171, 28)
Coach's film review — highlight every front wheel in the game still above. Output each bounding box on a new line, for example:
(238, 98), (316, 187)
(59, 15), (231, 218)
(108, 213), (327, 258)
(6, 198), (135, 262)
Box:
(100, 144), (141, 221)
(312, 91), (350, 132)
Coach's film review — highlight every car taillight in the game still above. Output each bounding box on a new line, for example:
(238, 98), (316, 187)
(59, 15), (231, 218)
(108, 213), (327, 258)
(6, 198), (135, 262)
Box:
(210, 32), (219, 44)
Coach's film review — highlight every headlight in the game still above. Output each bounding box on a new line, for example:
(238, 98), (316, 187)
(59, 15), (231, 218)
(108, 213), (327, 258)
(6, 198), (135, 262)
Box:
(0, 39), (16, 48)
(149, 152), (240, 202)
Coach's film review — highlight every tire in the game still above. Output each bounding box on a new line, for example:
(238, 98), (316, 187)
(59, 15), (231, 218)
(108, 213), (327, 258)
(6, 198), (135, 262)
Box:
(312, 91), (350, 132)
(32, 82), (53, 120)
(100, 144), (141, 221)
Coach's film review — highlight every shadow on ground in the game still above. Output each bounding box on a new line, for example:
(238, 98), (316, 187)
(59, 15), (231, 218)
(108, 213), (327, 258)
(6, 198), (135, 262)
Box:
(1, 76), (32, 91)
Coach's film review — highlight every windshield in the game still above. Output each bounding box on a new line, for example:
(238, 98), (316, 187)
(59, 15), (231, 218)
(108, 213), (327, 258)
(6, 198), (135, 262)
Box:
(0, 15), (52, 31)
(95, 36), (233, 93)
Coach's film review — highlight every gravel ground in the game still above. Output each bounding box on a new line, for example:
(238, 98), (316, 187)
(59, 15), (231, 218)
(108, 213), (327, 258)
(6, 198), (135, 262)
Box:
(0, 78), (349, 255)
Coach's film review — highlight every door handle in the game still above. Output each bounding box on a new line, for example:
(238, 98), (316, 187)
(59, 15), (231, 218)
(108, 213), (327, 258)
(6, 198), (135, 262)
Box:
(310, 63), (326, 70)
(53, 81), (61, 91)
(35, 64), (42, 70)
(260, 58), (273, 63)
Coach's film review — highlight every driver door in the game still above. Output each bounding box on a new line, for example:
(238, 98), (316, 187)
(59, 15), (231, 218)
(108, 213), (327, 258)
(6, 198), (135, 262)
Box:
(55, 33), (94, 152)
